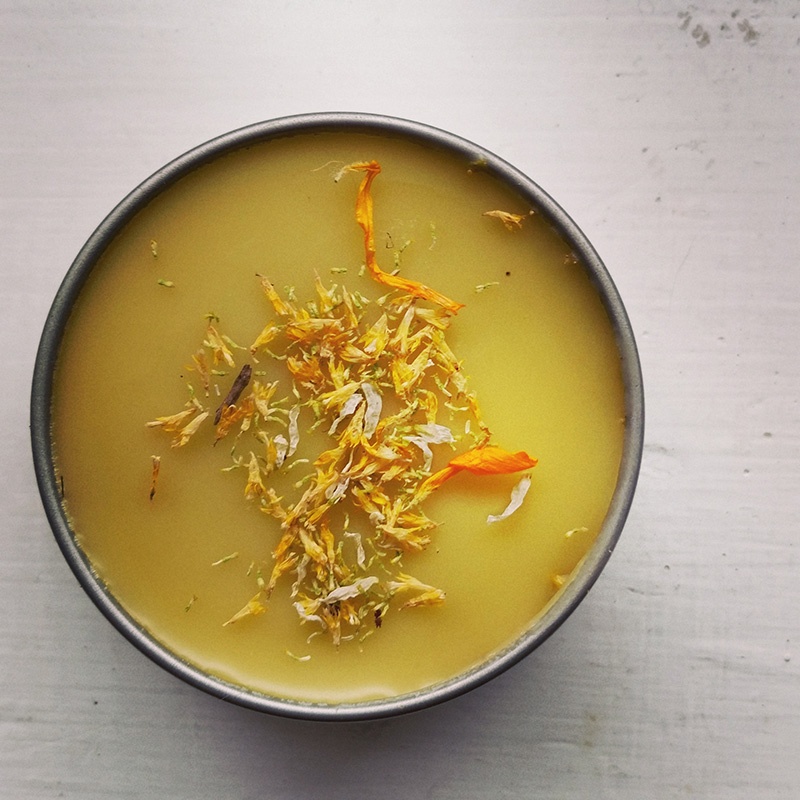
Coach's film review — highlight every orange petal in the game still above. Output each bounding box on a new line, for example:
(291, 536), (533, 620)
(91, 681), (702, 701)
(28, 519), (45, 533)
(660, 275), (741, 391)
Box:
(449, 445), (538, 475)
(418, 446), (537, 497)
(418, 464), (461, 496)
(346, 161), (464, 315)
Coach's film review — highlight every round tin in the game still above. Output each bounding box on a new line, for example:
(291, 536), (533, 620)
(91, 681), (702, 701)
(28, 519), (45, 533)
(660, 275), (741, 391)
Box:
(31, 113), (644, 721)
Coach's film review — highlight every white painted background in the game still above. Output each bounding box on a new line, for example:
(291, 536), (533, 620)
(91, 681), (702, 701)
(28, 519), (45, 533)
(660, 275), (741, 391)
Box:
(2, 1), (798, 797)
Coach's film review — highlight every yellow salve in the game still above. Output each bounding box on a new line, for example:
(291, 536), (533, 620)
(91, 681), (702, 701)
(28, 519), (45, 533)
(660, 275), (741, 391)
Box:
(51, 132), (625, 704)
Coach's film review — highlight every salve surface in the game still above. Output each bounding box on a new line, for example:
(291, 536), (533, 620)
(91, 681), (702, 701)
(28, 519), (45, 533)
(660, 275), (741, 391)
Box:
(52, 132), (625, 703)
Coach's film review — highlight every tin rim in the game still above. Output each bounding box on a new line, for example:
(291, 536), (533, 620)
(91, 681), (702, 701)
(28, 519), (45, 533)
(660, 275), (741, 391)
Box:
(30, 112), (644, 721)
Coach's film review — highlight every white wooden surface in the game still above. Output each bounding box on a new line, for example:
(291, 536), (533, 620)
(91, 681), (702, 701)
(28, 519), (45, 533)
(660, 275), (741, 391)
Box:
(2, 1), (798, 797)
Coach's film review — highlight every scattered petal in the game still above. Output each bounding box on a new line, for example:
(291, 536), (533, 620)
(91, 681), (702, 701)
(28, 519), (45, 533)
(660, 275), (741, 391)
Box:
(146, 406), (198, 431)
(322, 576), (379, 604)
(287, 405), (301, 456)
(273, 434), (289, 467)
(149, 455), (161, 501)
(342, 161), (464, 314)
(487, 474), (532, 524)
(361, 382), (382, 439)
(286, 650), (311, 662)
(328, 391), (362, 436)
(343, 531), (366, 567)
(211, 552), (240, 567)
(223, 594), (267, 626)
(171, 410), (209, 448)
(565, 526), (589, 538)
(450, 445), (538, 476)
(483, 209), (531, 231)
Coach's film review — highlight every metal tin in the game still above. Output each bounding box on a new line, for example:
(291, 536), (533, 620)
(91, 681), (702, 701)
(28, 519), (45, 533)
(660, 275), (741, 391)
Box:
(30, 112), (644, 721)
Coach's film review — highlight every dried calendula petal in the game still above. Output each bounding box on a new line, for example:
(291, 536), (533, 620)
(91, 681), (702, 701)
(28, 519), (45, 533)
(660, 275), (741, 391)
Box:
(359, 313), (390, 355)
(146, 405), (198, 432)
(244, 452), (266, 500)
(322, 576), (380, 604)
(449, 445), (538, 475)
(171, 410), (209, 448)
(483, 209), (531, 231)
(360, 382), (382, 440)
(211, 552), (239, 567)
(420, 445), (537, 496)
(191, 349), (211, 395)
(249, 320), (279, 355)
(287, 405), (301, 456)
(565, 526), (589, 539)
(386, 573), (446, 608)
(399, 588), (447, 609)
(149, 455), (161, 501)
(487, 474), (532, 524)
(222, 593), (267, 627)
(341, 161), (465, 314)
(204, 323), (235, 367)
(328, 391), (362, 436)
(257, 274), (295, 318)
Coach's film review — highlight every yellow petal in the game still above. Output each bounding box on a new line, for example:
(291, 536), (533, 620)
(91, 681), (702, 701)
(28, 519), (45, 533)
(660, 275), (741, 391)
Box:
(204, 324), (235, 367)
(258, 275), (295, 317)
(171, 410), (209, 447)
(249, 320), (279, 354)
(222, 593), (267, 626)
(483, 209), (530, 230)
(146, 407), (197, 432)
(244, 451), (266, 500)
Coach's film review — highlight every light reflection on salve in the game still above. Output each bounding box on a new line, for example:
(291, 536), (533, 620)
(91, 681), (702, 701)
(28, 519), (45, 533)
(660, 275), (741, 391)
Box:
(51, 132), (624, 704)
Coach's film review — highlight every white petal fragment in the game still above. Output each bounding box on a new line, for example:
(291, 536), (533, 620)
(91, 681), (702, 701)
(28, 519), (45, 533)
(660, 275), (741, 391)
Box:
(328, 392), (363, 435)
(416, 423), (455, 443)
(487, 474), (532, 524)
(273, 434), (289, 467)
(293, 601), (324, 625)
(287, 405), (301, 456)
(291, 555), (310, 598)
(343, 531), (366, 567)
(408, 437), (434, 470)
(325, 476), (350, 502)
(565, 526), (589, 538)
(408, 423), (455, 471)
(322, 576), (379, 604)
(361, 382), (382, 439)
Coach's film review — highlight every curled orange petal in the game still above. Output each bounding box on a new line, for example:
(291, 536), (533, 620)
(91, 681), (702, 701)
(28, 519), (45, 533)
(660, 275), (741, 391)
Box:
(448, 445), (538, 475)
(418, 446), (537, 497)
(345, 161), (464, 315)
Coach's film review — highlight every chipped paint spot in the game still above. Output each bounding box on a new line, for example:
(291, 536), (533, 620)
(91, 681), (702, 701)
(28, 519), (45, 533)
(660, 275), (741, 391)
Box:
(692, 23), (711, 47)
(738, 18), (759, 44)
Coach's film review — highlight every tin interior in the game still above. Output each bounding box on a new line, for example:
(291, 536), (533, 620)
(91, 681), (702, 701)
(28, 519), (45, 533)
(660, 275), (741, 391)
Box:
(30, 113), (644, 721)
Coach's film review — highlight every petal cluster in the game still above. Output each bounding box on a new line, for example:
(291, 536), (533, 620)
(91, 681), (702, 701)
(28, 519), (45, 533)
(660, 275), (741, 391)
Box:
(148, 160), (536, 646)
